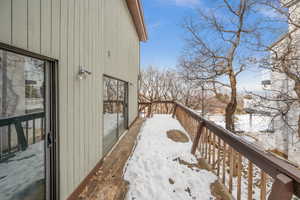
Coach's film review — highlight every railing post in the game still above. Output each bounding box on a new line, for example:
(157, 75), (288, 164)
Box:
(147, 103), (152, 118)
(14, 120), (28, 151)
(191, 121), (205, 155)
(268, 174), (294, 200)
(172, 103), (177, 118)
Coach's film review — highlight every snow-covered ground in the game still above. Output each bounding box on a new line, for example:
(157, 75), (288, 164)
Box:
(124, 115), (218, 200)
(207, 114), (277, 150)
(0, 142), (45, 200)
(207, 114), (272, 133)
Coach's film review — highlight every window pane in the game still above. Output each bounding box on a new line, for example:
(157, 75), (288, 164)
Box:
(118, 81), (127, 136)
(0, 50), (46, 200)
(103, 77), (118, 154)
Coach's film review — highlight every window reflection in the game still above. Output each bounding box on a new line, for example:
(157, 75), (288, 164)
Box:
(118, 81), (128, 136)
(0, 50), (46, 200)
(103, 78), (118, 154)
(103, 76), (128, 155)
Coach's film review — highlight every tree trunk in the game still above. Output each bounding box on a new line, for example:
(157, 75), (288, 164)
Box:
(225, 70), (239, 176)
(225, 71), (238, 132)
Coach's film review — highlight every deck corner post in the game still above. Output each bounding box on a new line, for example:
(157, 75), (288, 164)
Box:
(172, 103), (177, 118)
(191, 121), (205, 155)
(147, 103), (152, 118)
(268, 174), (294, 200)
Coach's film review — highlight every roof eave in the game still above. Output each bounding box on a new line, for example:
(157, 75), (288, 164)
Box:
(126, 0), (148, 42)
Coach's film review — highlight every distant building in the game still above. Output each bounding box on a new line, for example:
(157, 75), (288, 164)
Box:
(269, 0), (300, 165)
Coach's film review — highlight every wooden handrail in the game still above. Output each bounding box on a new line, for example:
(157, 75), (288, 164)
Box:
(138, 101), (300, 199)
(175, 101), (300, 198)
(0, 112), (44, 127)
(0, 112), (45, 160)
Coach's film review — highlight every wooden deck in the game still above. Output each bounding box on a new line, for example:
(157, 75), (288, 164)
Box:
(76, 118), (145, 200)
(71, 115), (232, 200)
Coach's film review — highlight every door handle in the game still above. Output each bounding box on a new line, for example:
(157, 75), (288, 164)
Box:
(47, 132), (53, 148)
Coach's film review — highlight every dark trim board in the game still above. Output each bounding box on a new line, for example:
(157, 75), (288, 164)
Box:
(103, 74), (129, 84)
(0, 42), (58, 62)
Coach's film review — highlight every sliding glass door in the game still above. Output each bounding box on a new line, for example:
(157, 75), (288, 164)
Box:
(103, 76), (128, 154)
(0, 48), (57, 200)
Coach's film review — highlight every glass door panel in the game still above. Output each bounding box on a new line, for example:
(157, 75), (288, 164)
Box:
(0, 49), (46, 200)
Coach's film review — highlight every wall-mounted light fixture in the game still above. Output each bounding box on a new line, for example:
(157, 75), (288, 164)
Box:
(78, 67), (92, 80)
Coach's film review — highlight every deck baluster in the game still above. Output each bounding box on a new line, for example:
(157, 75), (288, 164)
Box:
(8, 125), (11, 153)
(33, 119), (36, 144)
(261, 171), (267, 200)
(229, 147), (234, 194)
(217, 137), (221, 177)
(248, 161), (253, 200)
(222, 142), (226, 185)
(237, 154), (242, 200)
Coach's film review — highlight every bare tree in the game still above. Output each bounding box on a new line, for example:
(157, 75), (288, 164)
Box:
(139, 66), (210, 112)
(238, 0), (300, 162)
(179, 0), (262, 131)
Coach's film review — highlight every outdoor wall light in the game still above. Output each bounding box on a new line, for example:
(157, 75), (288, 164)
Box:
(78, 67), (92, 80)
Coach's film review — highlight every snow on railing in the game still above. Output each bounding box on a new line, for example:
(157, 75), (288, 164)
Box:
(139, 101), (300, 200)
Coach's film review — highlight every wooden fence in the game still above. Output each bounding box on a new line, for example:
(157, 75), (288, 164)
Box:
(139, 101), (300, 200)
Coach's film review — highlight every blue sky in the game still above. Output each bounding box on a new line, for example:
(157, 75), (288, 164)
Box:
(140, 0), (284, 92)
(141, 0), (195, 69)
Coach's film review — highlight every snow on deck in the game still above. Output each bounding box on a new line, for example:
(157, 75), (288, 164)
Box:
(124, 115), (217, 200)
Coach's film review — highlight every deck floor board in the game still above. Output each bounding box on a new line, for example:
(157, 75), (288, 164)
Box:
(77, 118), (145, 200)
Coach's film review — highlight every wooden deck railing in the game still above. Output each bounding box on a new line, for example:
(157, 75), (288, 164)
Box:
(0, 112), (45, 162)
(139, 101), (300, 200)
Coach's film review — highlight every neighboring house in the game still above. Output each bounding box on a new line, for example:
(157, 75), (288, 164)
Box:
(269, 0), (300, 165)
(0, 0), (147, 200)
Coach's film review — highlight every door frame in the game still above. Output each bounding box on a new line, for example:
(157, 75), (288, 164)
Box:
(0, 42), (60, 200)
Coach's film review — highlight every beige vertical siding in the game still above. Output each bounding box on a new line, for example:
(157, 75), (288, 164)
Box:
(0, 0), (11, 44)
(104, 0), (140, 123)
(0, 0), (140, 199)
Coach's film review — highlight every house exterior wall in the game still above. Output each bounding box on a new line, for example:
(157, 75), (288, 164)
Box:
(0, 0), (141, 199)
(103, 0), (140, 123)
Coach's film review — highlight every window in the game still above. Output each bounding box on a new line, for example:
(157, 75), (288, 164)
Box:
(103, 76), (128, 155)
